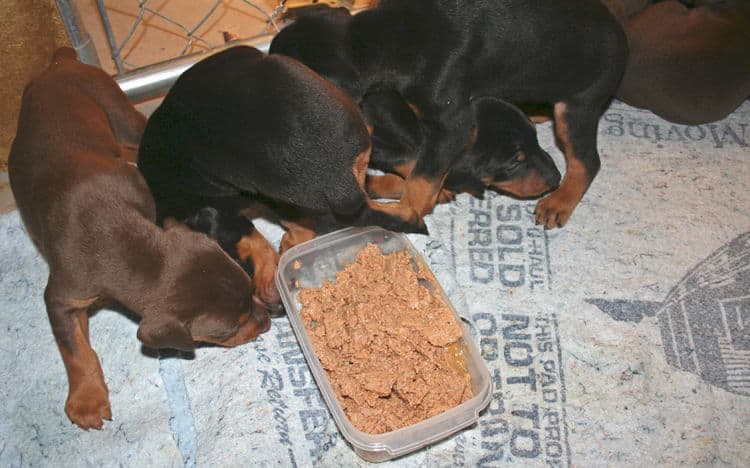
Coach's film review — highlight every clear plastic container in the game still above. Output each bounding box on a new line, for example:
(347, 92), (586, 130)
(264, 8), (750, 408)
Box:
(275, 227), (493, 462)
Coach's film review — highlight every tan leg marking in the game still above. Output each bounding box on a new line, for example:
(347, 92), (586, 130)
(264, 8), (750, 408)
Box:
(365, 161), (421, 202)
(280, 221), (317, 253)
(58, 308), (111, 430)
(367, 199), (421, 223)
(534, 102), (589, 228)
(401, 175), (446, 219)
(352, 146), (372, 192)
(366, 160), (454, 206)
(393, 160), (416, 178)
(366, 173), (406, 199)
(236, 229), (280, 305)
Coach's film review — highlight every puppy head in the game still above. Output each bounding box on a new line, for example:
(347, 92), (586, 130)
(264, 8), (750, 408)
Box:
(452, 97), (561, 199)
(137, 219), (270, 351)
(269, 6), (360, 94)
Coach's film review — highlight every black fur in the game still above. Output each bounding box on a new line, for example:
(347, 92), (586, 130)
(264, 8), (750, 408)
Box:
(362, 90), (561, 199)
(138, 45), (427, 262)
(270, 0), (628, 228)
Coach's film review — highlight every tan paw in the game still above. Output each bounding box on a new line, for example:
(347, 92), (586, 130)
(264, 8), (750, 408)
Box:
(534, 191), (577, 229)
(254, 261), (281, 305)
(65, 382), (112, 430)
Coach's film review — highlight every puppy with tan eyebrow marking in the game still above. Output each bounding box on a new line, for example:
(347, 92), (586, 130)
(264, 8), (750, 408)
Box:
(360, 90), (561, 204)
(9, 47), (271, 430)
(270, 0), (628, 229)
(137, 45), (427, 267)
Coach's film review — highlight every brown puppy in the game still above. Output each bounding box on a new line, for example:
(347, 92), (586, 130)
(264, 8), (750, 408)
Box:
(8, 48), (271, 430)
(617, 0), (750, 124)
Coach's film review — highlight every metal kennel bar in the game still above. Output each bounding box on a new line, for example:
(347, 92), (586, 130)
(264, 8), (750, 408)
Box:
(115, 33), (275, 102)
(53, 0), (290, 101)
(54, 1), (362, 102)
(54, 0), (102, 68)
(93, 0), (288, 76)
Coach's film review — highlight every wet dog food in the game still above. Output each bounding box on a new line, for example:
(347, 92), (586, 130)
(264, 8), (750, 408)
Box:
(298, 243), (473, 434)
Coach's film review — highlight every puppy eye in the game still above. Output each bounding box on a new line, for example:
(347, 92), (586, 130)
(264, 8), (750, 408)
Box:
(506, 151), (526, 171)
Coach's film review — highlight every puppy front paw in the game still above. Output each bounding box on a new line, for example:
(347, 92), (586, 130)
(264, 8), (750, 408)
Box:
(254, 261), (281, 306)
(65, 381), (112, 430)
(534, 191), (577, 229)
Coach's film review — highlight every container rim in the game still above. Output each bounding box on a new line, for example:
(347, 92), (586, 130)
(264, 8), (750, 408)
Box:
(275, 227), (494, 461)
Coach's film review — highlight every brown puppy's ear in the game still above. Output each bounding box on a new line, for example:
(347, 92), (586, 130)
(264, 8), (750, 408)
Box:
(137, 316), (195, 351)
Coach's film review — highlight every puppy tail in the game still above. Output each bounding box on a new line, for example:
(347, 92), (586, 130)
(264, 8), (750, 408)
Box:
(52, 47), (78, 63)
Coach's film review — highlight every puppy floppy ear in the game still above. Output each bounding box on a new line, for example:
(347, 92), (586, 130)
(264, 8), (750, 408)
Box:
(471, 97), (535, 145)
(137, 315), (195, 351)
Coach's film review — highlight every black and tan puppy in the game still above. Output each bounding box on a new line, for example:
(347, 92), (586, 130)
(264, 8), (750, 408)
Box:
(8, 47), (270, 430)
(270, 0), (628, 229)
(361, 89), (561, 203)
(137, 45), (426, 264)
(616, 0), (750, 124)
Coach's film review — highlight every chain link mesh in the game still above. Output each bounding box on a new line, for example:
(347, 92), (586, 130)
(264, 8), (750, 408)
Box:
(93, 0), (296, 74)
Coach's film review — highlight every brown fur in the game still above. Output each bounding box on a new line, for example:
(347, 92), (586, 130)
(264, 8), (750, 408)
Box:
(616, 0), (750, 124)
(8, 48), (270, 430)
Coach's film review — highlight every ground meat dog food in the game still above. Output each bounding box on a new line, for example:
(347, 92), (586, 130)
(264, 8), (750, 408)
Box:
(298, 243), (473, 434)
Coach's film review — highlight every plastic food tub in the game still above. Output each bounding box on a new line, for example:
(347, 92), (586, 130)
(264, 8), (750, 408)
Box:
(275, 227), (493, 462)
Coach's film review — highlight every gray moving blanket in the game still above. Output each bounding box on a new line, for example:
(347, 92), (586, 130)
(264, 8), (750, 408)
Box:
(1, 100), (748, 466)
